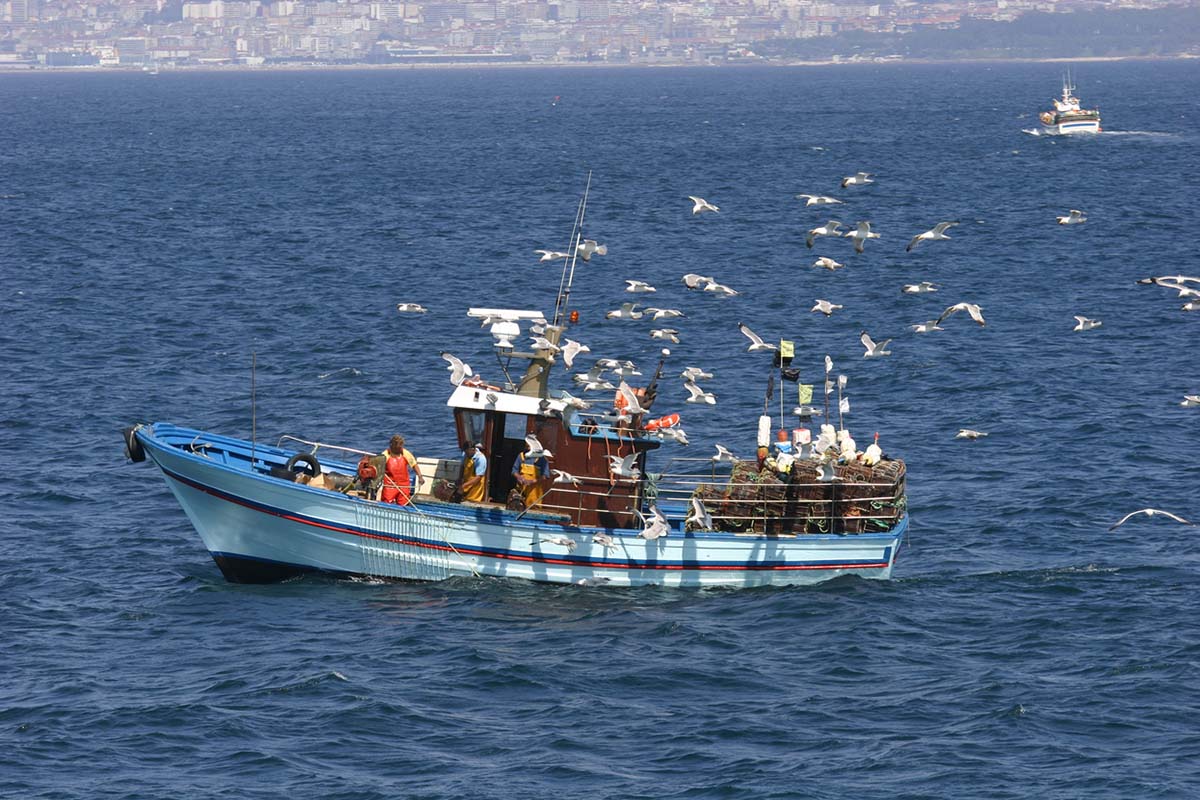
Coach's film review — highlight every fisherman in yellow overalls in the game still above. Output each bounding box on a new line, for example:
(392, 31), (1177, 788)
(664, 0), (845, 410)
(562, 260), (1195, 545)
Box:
(460, 442), (488, 503)
(512, 443), (551, 508)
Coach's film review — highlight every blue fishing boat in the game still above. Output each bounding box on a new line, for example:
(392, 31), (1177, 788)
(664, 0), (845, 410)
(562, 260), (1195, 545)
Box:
(124, 186), (909, 588)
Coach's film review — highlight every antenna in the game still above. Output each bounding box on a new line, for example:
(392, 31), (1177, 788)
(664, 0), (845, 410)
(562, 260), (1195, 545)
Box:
(250, 351), (257, 470)
(552, 171), (592, 327)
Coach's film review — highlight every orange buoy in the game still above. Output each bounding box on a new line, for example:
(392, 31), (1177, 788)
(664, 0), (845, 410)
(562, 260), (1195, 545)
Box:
(643, 413), (680, 431)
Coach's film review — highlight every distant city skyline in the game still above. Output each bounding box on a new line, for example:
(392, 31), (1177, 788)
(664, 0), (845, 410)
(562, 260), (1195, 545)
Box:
(0, 0), (1195, 67)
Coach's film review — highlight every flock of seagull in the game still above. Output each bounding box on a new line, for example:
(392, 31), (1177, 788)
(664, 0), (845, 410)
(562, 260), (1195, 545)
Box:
(399, 171), (1197, 533)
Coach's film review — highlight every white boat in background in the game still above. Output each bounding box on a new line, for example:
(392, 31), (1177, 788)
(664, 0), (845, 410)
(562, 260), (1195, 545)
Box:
(1039, 75), (1101, 135)
(123, 183), (909, 588)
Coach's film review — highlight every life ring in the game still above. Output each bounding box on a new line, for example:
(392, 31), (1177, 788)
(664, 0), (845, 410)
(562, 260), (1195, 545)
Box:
(285, 452), (321, 478)
(123, 425), (146, 462)
(643, 413), (680, 432)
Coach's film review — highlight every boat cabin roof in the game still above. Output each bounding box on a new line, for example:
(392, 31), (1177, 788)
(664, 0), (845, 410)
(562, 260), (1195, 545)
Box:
(447, 383), (568, 416)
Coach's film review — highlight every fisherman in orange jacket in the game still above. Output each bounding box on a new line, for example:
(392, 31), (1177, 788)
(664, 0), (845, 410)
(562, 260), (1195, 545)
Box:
(380, 434), (422, 505)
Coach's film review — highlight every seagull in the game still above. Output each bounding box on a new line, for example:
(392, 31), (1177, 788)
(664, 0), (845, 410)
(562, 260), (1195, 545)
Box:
(561, 338), (591, 369)
(606, 302), (643, 320)
(1057, 209), (1087, 225)
(806, 220), (844, 248)
(860, 331), (892, 358)
(712, 444), (737, 463)
(841, 171), (874, 188)
(607, 452), (640, 479)
(906, 221), (959, 252)
(937, 302), (986, 328)
(580, 379), (616, 392)
(688, 195), (719, 215)
(902, 282), (939, 294)
(681, 367), (713, 381)
(661, 426), (690, 445)
(576, 239), (608, 260)
(538, 535), (577, 551)
(552, 469), (582, 486)
(650, 328), (680, 343)
(396, 303), (428, 313)
(955, 429), (988, 439)
(594, 358), (622, 369)
(645, 307), (686, 320)
(812, 299), (843, 316)
(844, 221), (880, 254)
(534, 249), (570, 262)
(440, 352), (473, 385)
(1073, 316), (1102, 332)
(525, 433), (553, 460)
(682, 273), (715, 289)
(625, 280), (657, 293)
(1136, 275), (1200, 287)
(703, 282), (739, 296)
(1108, 508), (1195, 531)
(813, 256), (844, 271)
(616, 381), (646, 416)
(591, 532), (616, 549)
(738, 322), (778, 352)
(686, 496), (715, 530)
(529, 335), (561, 354)
(1180, 395), (1200, 407)
(861, 433), (882, 466)
(574, 364), (607, 384)
(559, 390), (591, 410)
(910, 320), (945, 334)
(639, 505), (670, 540)
(684, 381), (717, 405)
(816, 460), (840, 482)
(611, 362), (642, 379)
(796, 194), (844, 207)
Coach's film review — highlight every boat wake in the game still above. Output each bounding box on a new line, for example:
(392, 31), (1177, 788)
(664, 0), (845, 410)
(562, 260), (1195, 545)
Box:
(1101, 130), (1180, 139)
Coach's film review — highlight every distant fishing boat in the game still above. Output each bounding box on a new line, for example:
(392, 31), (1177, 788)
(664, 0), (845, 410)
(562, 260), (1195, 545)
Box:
(124, 184), (909, 588)
(1039, 74), (1101, 135)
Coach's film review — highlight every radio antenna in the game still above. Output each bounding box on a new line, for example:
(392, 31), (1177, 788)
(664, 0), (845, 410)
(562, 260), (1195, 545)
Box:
(250, 351), (257, 470)
(552, 171), (592, 327)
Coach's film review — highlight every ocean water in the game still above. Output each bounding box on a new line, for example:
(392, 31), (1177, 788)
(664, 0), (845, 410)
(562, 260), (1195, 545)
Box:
(1, 61), (1198, 798)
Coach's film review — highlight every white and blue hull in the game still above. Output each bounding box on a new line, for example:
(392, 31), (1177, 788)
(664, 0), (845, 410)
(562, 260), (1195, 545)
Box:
(137, 424), (906, 588)
(1041, 119), (1101, 135)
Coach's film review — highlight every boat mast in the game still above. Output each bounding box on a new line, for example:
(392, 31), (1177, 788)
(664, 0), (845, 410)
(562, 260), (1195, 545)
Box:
(552, 171), (592, 328)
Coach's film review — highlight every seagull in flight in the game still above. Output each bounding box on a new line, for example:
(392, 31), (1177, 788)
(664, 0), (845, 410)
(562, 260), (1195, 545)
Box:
(1180, 395), (1200, 407)
(558, 390), (591, 410)
(645, 307), (686, 320)
(576, 239), (608, 260)
(534, 249), (570, 262)
(1108, 508), (1195, 531)
(860, 331), (893, 357)
(906, 221), (959, 252)
(606, 302), (643, 320)
(681, 366), (713, 381)
(955, 429), (987, 439)
(688, 196), (719, 215)
(639, 505), (670, 540)
(538, 535), (577, 552)
(813, 256), (844, 271)
(561, 338), (590, 369)
(682, 273), (715, 289)
(650, 328), (680, 343)
(440, 352), (473, 385)
(806, 220), (844, 248)
(396, 303), (428, 313)
(937, 302), (986, 327)
(812, 299), (843, 316)
(845, 221), (880, 254)
(1057, 209), (1087, 225)
(1073, 316), (1102, 332)
(684, 380), (717, 405)
(703, 282), (739, 296)
(712, 444), (737, 463)
(738, 322), (778, 352)
(796, 194), (844, 207)
(551, 469), (582, 486)
(902, 282), (939, 294)
(841, 171), (874, 188)
(686, 496), (714, 531)
(524, 434), (553, 460)
(616, 381), (647, 416)
(910, 320), (944, 334)
(625, 280), (657, 293)
(607, 452), (640, 479)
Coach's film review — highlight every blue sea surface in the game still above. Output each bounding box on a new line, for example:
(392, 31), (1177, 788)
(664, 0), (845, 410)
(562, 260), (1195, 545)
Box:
(1, 62), (1198, 798)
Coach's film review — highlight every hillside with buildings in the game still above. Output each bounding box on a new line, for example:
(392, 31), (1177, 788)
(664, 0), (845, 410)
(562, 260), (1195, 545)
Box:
(1, 0), (1197, 68)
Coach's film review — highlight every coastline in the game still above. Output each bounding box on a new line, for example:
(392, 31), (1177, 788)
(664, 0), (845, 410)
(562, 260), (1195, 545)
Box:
(0, 52), (1196, 76)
